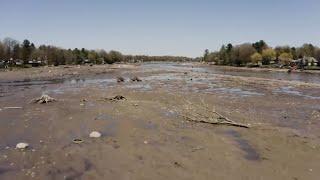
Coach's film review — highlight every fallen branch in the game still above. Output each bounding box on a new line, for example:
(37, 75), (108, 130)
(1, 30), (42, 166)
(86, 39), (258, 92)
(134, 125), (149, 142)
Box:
(182, 115), (249, 128)
(175, 97), (250, 128)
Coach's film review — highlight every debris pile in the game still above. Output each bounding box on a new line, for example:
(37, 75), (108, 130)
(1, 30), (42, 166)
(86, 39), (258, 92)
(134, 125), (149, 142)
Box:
(131, 76), (142, 82)
(106, 95), (127, 102)
(31, 94), (56, 104)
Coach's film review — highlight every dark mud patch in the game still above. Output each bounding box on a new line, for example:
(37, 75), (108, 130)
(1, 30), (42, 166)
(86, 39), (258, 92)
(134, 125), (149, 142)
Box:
(102, 121), (118, 137)
(47, 167), (83, 180)
(94, 114), (114, 121)
(83, 158), (94, 171)
(0, 165), (15, 176)
(224, 130), (260, 161)
(46, 159), (95, 180)
(139, 121), (158, 130)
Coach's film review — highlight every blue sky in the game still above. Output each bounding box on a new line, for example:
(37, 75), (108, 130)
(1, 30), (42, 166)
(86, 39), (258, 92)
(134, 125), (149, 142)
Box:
(0, 0), (319, 57)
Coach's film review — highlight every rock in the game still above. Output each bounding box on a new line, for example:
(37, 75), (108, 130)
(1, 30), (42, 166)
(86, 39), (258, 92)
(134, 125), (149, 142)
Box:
(89, 131), (102, 138)
(143, 140), (148, 144)
(117, 76), (125, 83)
(16, 142), (29, 150)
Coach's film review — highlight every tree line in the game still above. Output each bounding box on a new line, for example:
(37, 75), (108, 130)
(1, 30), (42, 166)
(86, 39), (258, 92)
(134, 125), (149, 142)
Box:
(0, 37), (192, 67)
(203, 40), (320, 66)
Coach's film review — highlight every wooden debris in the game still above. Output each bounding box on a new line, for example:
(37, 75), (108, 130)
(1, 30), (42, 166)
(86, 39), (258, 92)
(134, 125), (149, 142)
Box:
(101, 95), (127, 102)
(176, 98), (250, 128)
(31, 95), (56, 104)
(131, 76), (142, 82)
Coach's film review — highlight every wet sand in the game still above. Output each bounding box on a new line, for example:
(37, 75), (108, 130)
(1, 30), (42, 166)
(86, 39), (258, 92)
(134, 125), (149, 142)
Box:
(0, 63), (320, 180)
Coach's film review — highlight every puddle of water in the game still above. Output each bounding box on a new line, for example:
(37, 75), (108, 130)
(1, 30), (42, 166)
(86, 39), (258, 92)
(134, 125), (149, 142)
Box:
(163, 110), (179, 118)
(0, 165), (15, 176)
(125, 83), (153, 91)
(140, 121), (158, 130)
(212, 87), (264, 97)
(102, 121), (118, 137)
(224, 130), (260, 161)
(274, 86), (320, 100)
(206, 66), (320, 84)
(0, 79), (63, 87)
(142, 62), (206, 73)
(94, 114), (114, 121)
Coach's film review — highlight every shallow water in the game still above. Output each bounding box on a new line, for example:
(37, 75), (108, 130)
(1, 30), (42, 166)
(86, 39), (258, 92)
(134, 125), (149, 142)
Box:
(1, 62), (320, 101)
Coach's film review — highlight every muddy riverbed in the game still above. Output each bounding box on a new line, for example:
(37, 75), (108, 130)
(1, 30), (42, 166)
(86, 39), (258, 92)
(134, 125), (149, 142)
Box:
(0, 62), (320, 180)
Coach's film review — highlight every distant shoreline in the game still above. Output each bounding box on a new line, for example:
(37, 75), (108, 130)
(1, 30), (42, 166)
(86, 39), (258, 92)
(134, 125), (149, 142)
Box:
(202, 63), (320, 74)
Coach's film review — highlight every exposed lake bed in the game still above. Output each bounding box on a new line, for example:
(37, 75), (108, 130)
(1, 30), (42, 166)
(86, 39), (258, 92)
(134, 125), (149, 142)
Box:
(0, 63), (320, 180)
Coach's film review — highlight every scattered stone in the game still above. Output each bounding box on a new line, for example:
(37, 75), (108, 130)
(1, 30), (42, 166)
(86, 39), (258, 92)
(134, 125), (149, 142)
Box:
(131, 76), (142, 82)
(117, 76), (125, 83)
(31, 94), (56, 104)
(174, 161), (182, 168)
(16, 142), (29, 150)
(89, 131), (102, 138)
